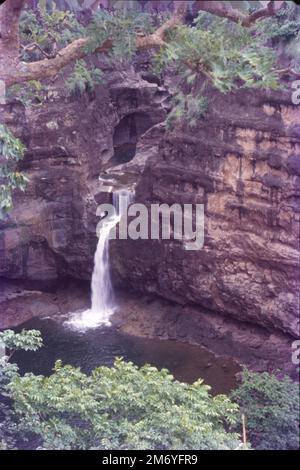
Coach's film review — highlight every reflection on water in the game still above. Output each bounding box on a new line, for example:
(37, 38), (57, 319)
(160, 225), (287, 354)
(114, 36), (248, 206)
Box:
(13, 317), (241, 395)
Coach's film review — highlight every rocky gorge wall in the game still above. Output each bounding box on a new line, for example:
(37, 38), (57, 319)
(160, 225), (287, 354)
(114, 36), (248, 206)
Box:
(0, 66), (299, 375)
(112, 85), (300, 340)
(0, 69), (166, 285)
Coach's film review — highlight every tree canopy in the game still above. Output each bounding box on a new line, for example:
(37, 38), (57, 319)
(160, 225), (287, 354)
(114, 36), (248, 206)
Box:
(0, 0), (299, 90)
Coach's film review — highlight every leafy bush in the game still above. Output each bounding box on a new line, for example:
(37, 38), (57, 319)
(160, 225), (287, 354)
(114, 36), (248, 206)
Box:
(2, 335), (299, 451)
(0, 329), (242, 450)
(65, 60), (104, 96)
(85, 8), (156, 59)
(9, 358), (241, 450)
(152, 10), (282, 129)
(0, 125), (28, 216)
(254, 2), (300, 43)
(0, 329), (42, 449)
(166, 92), (208, 130)
(231, 369), (300, 450)
(17, 2), (298, 130)
(0, 329), (43, 357)
(20, 4), (84, 62)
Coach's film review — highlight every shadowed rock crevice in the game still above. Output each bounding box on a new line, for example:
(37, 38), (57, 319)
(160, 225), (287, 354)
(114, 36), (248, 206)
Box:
(112, 112), (155, 164)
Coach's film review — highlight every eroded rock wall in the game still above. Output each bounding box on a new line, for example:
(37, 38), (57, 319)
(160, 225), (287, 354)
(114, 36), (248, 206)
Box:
(111, 87), (300, 338)
(0, 71), (166, 286)
(1, 70), (299, 347)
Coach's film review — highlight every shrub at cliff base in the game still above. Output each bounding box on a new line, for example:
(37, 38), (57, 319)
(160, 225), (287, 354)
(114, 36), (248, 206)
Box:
(231, 369), (300, 450)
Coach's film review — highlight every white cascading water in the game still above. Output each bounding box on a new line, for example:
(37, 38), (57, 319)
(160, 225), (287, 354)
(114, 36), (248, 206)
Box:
(88, 213), (120, 325)
(68, 189), (134, 328)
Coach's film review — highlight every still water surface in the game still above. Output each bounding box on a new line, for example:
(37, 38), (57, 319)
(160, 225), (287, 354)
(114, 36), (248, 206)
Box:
(14, 317), (240, 395)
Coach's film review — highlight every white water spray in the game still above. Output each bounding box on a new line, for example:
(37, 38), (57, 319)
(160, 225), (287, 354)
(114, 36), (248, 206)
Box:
(68, 189), (134, 328)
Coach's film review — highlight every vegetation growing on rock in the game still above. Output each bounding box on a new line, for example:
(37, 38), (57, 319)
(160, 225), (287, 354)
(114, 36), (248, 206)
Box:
(0, 124), (27, 217)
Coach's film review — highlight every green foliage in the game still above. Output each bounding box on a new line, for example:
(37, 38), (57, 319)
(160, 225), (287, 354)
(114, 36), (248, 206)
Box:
(0, 328), (242, 450)
(286, 34), (300, 73)
(166, 92), (208, 130)
(154, 13), (280, 94)
(254, 2), (300, 43)
(20, 8), (44, 57)
(152, 11), (284, 128)
(18, 2), (295, 130)
(0, 329), (43, 355)
(0, 330), (42, 450)
(0, 125), (28, 216)
(8, 357), (241, 450)
(20, 3), (85, 62)
(65, 60), (104, 96)
(20, 2), (160, 64)
(85, 8), (157, 60)
(231, 369), (300, 450)
(0, 406), (17, 450)
(3, 329), (298, 451)
(7, 80), (43, 107)
(254, 2), (300, 73)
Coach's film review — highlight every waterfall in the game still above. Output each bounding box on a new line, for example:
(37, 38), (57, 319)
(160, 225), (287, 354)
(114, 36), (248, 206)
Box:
(113, 189), (134, 217)
(68, 189), (134, 328)
(88, 213), (120, 325)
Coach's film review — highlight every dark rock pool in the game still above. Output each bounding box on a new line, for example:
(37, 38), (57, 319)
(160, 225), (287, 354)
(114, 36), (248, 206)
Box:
(13, 316), (241, 395)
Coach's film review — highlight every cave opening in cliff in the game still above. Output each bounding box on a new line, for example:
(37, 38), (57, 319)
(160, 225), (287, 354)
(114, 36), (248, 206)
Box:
(112, 112), (153, 164)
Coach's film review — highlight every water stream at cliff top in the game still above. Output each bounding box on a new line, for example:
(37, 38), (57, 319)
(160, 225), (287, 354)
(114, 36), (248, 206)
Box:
(68, 189), (134, 328)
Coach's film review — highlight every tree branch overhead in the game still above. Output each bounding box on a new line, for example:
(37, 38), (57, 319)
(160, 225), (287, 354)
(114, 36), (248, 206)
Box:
(0, 0), (293, 88)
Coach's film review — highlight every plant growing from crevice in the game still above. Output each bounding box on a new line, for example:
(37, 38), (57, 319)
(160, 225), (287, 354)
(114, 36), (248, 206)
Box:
(166, 92), (208, 130)
(6, 80), (44, 107)
(0, 125), (28, 217)
(65, 60), (104, 96)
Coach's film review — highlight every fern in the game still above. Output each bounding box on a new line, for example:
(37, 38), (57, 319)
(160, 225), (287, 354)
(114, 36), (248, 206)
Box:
(166, 92), (208, 130)
(153, 10), (284, 128)
(65, 60), (104, 96)
(254, 2), (300, 42)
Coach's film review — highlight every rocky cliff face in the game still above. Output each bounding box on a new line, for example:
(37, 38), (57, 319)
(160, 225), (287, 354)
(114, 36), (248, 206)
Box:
(0, 69), (166, 286)
(0, 67), (299, 373)
(111, 86), (300, 339)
